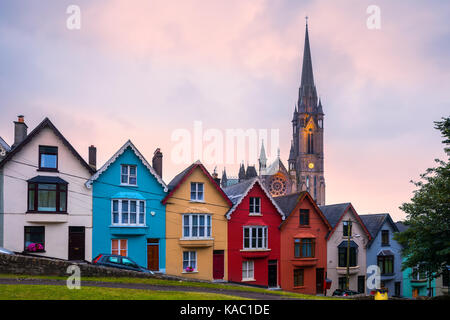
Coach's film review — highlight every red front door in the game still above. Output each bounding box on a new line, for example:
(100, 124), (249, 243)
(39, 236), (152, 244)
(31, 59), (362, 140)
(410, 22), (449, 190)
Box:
(213, 250), (224, 280)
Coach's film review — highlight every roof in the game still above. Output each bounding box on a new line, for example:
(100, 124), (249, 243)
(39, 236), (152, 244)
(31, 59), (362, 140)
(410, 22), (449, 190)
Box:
(319, 203), (351, 228)
(223, 177), (285, 220)
(0, 136), (10, 152)
(274, 191), (331, 230)
(359, 213), (399, 246)
(319, 202), (372, 241)
(0, 117), (95, 174)
(162, 161), (232, 206)
(395, 221), (409, 233)
(85, 140), (167, 192)
(28, 175), (68, 184)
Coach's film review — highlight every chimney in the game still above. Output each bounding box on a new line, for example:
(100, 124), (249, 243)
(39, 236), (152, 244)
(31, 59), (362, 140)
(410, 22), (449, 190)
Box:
(212, 167), (221, 186)
(152, 148), (163, 179)
(12, 115), (28, 148)
(88, 145), (97, 170)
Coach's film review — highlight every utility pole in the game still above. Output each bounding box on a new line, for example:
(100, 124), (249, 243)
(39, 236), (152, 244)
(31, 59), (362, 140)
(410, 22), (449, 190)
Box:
(346, 219), (352, 290)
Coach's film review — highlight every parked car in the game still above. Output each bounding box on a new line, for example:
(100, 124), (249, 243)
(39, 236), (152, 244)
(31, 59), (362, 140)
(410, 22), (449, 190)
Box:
(332, 289), (360, 296)
(92, 254), (154, 274)
(0, 247), (15, 255)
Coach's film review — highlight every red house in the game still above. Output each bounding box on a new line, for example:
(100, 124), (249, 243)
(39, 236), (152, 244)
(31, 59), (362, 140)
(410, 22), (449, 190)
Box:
(223, 178), (285, 288)
(275, 192), (331, 295)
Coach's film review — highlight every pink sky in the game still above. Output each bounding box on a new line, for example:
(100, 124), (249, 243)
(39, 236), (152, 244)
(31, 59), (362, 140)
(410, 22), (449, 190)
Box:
(0, 0), (449, 221)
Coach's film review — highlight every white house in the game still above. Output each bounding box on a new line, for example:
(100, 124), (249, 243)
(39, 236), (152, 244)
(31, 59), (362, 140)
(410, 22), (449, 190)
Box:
(0, 116), (96, 261)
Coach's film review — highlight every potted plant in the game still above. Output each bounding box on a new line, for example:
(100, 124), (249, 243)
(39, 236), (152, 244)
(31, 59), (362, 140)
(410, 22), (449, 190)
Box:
(26, 243), (44, 252)
(185, 266), (194, 272)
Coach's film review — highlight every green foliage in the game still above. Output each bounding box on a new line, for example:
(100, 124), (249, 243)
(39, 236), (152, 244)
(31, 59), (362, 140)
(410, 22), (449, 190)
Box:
(394, 117), (450, 278)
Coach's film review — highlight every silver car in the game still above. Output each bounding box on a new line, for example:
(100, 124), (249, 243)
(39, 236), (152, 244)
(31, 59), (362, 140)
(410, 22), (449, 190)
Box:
(0, 247), (15, 255)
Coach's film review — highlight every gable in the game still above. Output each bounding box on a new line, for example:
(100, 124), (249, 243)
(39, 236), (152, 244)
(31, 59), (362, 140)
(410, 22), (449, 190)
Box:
(86, 140), (167, 192)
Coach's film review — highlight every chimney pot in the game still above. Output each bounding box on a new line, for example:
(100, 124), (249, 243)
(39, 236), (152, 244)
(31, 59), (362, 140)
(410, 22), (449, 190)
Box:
(152, 148), (163, 179)
(12, 115), (28, 148)
(89, 145), (97, 170)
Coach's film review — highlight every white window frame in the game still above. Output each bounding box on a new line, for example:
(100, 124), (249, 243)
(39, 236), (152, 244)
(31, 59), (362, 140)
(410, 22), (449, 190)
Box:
(242, 260), (254, 281)
(111, 199), (146, 226)
(182, 251), (197, 272)
(182, 214), (212, 239)
(190, 182), (204, 202)
(243, 226), (268, 250)
(249, 197), (261, 215)
(111, 239), (128, 256)
(121, 164), (137, 186)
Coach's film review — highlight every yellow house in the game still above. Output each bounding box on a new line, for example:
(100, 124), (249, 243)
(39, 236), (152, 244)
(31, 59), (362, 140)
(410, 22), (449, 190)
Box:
(162, 161), (232, 281)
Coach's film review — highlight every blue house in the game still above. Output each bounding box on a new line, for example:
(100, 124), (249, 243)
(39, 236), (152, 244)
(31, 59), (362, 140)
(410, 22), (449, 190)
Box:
(360, 214), (403, 296)
(86, 140), (168, 272)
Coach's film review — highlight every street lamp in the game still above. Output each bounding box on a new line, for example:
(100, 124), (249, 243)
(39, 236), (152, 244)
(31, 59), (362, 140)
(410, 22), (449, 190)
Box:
(345, 218), (360, 291)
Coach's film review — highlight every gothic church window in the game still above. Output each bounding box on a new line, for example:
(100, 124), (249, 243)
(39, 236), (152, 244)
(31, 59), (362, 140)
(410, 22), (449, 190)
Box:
(307, 131), (314, 154)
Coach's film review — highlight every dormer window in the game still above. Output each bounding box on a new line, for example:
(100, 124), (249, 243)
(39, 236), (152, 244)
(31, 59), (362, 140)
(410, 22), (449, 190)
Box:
(39, 146), (58, 171)
(190, 182), (204, 202)
(121, 165), (137, 185)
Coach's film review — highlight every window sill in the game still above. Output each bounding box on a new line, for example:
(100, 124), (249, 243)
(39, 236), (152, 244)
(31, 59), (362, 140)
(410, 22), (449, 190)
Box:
(189, 200), (205, 203)
(182, 271), (199, 274)
(249, 213), (262, 217)
(298, 225), (311, 228)
(242, 278), (256, 282)
(110, 225), (147, 228)
(37, 168), (59, 173)
(120, 184), (138, 187)
(26, 211), (68, 214)
(23, 250), (46, 254)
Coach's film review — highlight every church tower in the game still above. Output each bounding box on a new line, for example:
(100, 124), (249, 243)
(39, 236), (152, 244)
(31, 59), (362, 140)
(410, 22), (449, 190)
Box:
(291, 20), (325, 205)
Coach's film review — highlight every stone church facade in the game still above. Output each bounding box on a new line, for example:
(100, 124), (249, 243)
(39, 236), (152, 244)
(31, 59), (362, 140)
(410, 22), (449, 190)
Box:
(222, 22), (326, 206)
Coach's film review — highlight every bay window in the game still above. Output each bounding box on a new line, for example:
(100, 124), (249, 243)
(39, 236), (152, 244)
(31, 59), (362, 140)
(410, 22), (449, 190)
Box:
(182, 214), (212, 238)
(243, 226), (268, 250)
(112, 199), (146, 226)
(27, 181), (67, 213)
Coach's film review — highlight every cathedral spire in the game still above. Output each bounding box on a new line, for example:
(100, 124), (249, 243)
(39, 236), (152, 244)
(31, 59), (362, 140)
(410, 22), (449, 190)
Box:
(258, 140), (267, 174)
(300, 18), (315, 88)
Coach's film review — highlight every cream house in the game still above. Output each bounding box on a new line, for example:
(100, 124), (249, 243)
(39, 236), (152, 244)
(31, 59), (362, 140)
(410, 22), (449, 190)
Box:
(0, 116), (96, 261)
(319, 203), (372, 295)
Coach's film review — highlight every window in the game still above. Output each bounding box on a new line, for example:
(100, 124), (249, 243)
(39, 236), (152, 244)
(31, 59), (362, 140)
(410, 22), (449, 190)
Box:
(24, 226), (45, 252)
(242, 260), (254, 280)
(39, 146), (58, 170)
(377, 255), (394, 275)
(294, 269), (304, 287)
(122, 257), (138, 268)
(343, 221), (352, 237)
(111, 199), (145, 226)
(299, 209), (310, 226)
(121, 165), (137, 185)
(107, 256), (120, 264)
(190, 182), (204, 201)
(249, 197), (261, 215)
(28, 183), (67, 213)
(411, 267), (426, 281)
(111, 239), (127, 256)
(243, 226), (268, 250)
(307, 132), (314, 154)
(381, 230), (390, 246)
(318, 119), (323, 128)
(183, 251), (197, 271)
(294, 238), (315, 258)
(182, 214), (211, 238)
(338, 247), (357, 267)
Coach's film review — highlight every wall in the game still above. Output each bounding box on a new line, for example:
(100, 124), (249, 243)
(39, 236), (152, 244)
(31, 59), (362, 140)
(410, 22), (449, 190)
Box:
(280, 195), (329, 294)
(92, 146), (166, 271)
(326, 208), (368, 295)
(2, 127), (93, 260)
(165, 166), (230, 281)
(227, 182), (282, 287)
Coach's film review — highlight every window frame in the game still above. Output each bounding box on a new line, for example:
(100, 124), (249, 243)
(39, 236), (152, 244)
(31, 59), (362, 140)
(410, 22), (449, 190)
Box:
(338, 247), (358, 267)
(190, 182), (204, 202)
(242, 260), (255, 281)
(294, 269), (304, 287)
(111, 239), (128, 256)
(377, 255), (394, 275)
(182, 251), (197, 272)
(299, 209), (310, 226)
(38, 145), (58, 171)
(111, 199), (146, 226)
(24, 226), (45, 252)
(242, 226), (268, 250)
(249, 197), (261, 215)
(294, 238), (315, 258)
(182, 214), (212, 239)
(27, 182), (68, 213)
(343, 221), (352, 237)
(120, 164), (137, 186)
(381, 230), (390, 246)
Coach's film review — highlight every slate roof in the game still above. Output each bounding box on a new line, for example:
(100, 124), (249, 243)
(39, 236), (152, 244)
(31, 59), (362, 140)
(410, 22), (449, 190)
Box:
(395, 221), (409, 233)
(223, 177), (285, 220)
(359, 213), (399, 247)
(0, 136), (10, 152)
(318, 203), (351, 228)
(0, 117), (95, 174)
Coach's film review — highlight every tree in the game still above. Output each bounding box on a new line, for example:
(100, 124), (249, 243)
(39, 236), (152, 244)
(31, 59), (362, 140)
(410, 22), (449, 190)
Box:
(394, 117), (450, 292)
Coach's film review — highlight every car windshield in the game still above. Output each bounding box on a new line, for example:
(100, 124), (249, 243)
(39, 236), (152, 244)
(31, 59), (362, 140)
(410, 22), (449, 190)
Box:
(122, 258), (138, 267)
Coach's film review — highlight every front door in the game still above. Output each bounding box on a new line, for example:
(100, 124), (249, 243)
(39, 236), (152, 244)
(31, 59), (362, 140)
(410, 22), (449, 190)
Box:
(147, 239), (159, 271)
(213, 250), (225, 280)
(268, 260), (278, 287)
(68, 226), (85, 261)
(358, 276), (366, 294)
(316, 268), (324, 294)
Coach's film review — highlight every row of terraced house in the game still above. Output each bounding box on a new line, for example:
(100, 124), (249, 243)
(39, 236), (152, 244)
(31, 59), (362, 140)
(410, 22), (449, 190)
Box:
(1, 116), (448, 297)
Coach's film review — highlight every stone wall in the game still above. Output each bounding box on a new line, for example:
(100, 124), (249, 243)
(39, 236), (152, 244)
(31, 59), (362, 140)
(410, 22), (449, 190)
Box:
(0, 253), (206, 282)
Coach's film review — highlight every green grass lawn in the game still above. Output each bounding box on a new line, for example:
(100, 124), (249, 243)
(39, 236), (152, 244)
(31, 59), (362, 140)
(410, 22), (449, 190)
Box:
(0, 284), (247, 300)
(0, 274), (342, 300)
